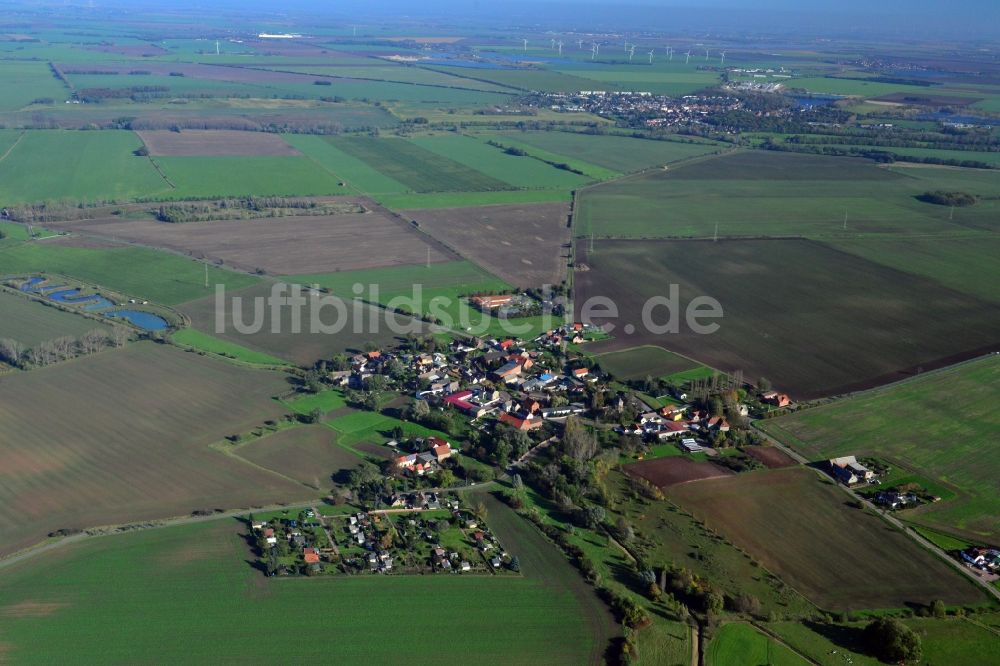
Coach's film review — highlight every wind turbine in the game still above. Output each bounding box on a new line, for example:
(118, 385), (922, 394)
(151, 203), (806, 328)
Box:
(577, 39), (584, 49)
(557, 40), (564, 55)
(648, 49), (654, 64)
(550, 38), (556, 49)
(685, 50), (691, 64)
(705, 47), (710, 61)
(523, 38), (528, 51)
(628, 45), (636, 62)
(720, 51), (726, 66)
(668, 47), (674, 61)
(215, 40), (220, 55)
(592, 42), (600, 59)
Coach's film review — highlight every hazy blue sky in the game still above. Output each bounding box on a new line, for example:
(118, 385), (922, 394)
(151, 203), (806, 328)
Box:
(340, 0), (1000, 40)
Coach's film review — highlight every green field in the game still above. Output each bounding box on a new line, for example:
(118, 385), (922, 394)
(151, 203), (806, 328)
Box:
(592, 345), (703, 381)
(0, 243), (259, 306)
(285, 133), (409, 195)
(408, 134), (592, 189)
(0, 130), (169, 204)
(281, 389), (348, 417)
(769, 617), (1000, 666)
(575, 151), (1000, 239)
(760, 356), (1000, 542)
(324, 408), (450, 453)
(332, 136), (514, 193)
(555, 64), (722, 96)
(668, 468), (987, 611)
(288, 261), (556, 336)
(0, 290), (110, 346)
(0, 513), (609, 664)
(491, 131), (726, 175)
(170, 328), (291, 366)
(706, 623), (808, 666)
(0, 61), (69, 110)
(154, 155), (344, 198)
(829, 236), (1000, 304)
(288, 260), (555, 339)
(377, 188), (573, 210)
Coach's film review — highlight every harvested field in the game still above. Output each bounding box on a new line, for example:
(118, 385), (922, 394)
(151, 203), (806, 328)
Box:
(575, 239), (1000, 399)
(667, 468), (986, 610)
(0, 342), (310, 558)
(400, 203), (570, 287)
(234, 426), (361, 489)
(178, 282), (423, 366)
(49, 206), (453, 275)
(623, 457), (732, 488)
(136, 130), (301, 156)
(743, 446), (797, 469)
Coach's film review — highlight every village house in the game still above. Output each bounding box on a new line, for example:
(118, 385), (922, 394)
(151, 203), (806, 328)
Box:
(762, 391), (791, 407)
(499, 412), (544, 431)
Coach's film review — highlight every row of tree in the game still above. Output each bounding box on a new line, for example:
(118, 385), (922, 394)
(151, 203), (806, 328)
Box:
(0, 328), (129, 368)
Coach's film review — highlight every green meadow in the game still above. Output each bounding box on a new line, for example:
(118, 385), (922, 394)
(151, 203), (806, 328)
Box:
(706, 623), (808, 666)
(377, 188), (573, 210)
(332, 136), (513, 193)
(591, 345), (703, 381)
(493, 131), (727, 174)
(171, 328), (292, 366)
(407, 134), (593, 189)
(0, 243), (258, 305)
(0, 61), (69, 110)
(286, 133), (409, 195)
(287, 260), (553, 338)
(576, 150), (1000, 239)
(154, 155), (344, 198)
(0, 517), (605, 664)
(0, 130), (169, 204)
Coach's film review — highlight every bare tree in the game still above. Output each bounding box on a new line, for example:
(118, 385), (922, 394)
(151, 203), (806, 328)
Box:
(81, 329), (110, 354)
(110, 327), (131, 348)
(0, 338), (25, 366)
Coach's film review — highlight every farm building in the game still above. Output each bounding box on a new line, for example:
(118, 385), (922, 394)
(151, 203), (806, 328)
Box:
(471, 294), (515, 309)
(828, 455), (874, 485)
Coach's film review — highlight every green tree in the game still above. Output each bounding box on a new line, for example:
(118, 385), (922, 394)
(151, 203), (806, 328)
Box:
(862, 617), (922, 664)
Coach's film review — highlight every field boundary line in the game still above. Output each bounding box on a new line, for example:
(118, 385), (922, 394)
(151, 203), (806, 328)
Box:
(0, 130), (25, 164)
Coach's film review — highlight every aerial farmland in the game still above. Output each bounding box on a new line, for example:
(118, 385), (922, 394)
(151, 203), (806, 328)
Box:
(1, 1), (999, 663)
